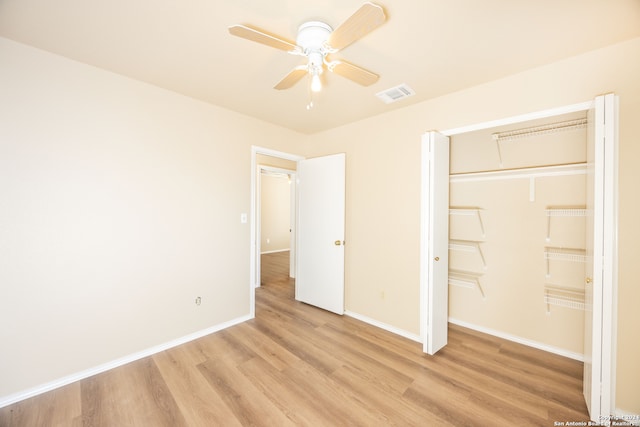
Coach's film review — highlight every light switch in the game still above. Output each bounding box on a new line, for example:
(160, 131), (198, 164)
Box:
(240, 213), (247, 223)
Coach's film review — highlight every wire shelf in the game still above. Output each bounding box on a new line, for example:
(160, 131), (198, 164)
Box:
(448, 270), (485, 299)
(449, 240), (487, 269)
(450, 207), (485, 237)
(544, 285), (586, 314)
(545, 207), (587, 241)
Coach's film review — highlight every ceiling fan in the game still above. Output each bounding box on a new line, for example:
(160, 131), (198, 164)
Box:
(228, 2), (386, 94)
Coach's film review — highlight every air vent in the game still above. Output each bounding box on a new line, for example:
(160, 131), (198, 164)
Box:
(376, 83), (415, 104)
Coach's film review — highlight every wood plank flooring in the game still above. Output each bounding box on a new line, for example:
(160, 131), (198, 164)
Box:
(0, 251), (590, 426)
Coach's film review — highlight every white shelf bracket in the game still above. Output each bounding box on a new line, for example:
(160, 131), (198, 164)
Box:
(449, 270), (486, 299)
(449, 240), (487, 269)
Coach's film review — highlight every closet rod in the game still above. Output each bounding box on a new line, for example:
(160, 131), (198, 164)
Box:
(450, 163), (586, 183)
(492, 118), (588, 143)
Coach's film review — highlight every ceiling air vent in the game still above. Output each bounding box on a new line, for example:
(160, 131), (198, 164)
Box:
(376, 83), (415, 104)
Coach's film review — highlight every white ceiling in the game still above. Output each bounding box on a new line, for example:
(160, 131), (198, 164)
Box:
(1, 0), (639, 134)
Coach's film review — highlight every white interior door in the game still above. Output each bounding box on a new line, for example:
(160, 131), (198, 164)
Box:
(584, 93), (617, 421)
(421, 131), (450, 355)
(296, 153), (346, 315)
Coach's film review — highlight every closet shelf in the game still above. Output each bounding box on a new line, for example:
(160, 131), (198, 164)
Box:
(449, 240), (487, 269)
(545, 207), (587, 241)
(545, 208), (587, 217)
(544, 247), (587, 277)
(492, 118), (588, 143)
(491, 118), (587, 167)
(544, 247), (587, 263)
(449, 270), (485, 299)
(449, 207), (485, 237)
(544, 285), (586, 314)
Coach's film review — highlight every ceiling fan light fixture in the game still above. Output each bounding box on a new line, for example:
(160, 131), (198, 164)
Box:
(311, 73), (322, 92)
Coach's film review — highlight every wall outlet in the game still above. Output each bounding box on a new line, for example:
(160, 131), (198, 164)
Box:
(195, 296), (202, 306)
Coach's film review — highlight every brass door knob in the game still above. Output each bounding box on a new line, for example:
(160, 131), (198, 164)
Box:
(434, 257), (440, 261)
(335, 240), (342, 246)
(586, 277), (592, 284)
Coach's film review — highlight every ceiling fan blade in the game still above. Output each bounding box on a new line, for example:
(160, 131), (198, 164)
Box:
(329, 60), (379, 86)
(328, 2), (386, 51)
(274, 65), (309, 90)
(228, 24), (298, 52)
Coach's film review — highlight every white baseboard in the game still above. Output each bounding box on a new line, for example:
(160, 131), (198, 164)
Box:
(344, 310), (422, 343)
(0, 314), (253, 409)
(449, 317), (584, 361)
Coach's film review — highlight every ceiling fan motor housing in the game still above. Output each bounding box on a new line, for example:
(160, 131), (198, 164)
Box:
(297, 21), (332, 54)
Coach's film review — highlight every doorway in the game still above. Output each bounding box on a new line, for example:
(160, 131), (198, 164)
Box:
(258, 165), (296, 285)
(250, 147), (303, 318)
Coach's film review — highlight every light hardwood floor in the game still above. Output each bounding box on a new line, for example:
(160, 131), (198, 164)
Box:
(1, 251), (590, 426)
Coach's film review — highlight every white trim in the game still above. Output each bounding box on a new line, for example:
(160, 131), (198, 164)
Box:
(0, 314), (252, 409)
(449, 317), (584, 361)
(345, 310), (422, 343)
(440, 100), (593, 136)
(418, 136), (429, 343)
(600, 93), (618, 418)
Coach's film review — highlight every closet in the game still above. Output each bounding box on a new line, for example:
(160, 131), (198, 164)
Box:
(447, 110), (589, 356)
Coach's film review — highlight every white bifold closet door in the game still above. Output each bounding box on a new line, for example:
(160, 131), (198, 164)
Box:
(583, 93), (617, 422)
(421, 131), (450, 355)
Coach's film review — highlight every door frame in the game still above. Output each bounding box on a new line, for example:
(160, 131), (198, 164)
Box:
(250, 146), (304, 318)
(419, 98), (618, 416)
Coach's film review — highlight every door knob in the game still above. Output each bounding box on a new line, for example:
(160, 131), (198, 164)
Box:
(585, 277), (592, 284)
(434, 257), (440, 261)
(335, 240), (342, 246)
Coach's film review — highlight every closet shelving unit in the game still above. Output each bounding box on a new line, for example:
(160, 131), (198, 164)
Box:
(543, 207), (588, 313)
(449, 116), (589, 309)
(448, 206), (487, 298)
(545, 207), (587, 241)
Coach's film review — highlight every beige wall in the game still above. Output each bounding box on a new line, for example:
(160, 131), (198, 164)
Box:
(0, 38), (304, 400)
(302, 38), (640, 413)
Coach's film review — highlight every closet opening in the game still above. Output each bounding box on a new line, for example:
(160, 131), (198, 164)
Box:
(420, 94), (618, 422)
(447, 109), (590, 359)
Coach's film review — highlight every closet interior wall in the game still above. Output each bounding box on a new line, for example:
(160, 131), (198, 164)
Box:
(448, 111), (588, 356)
